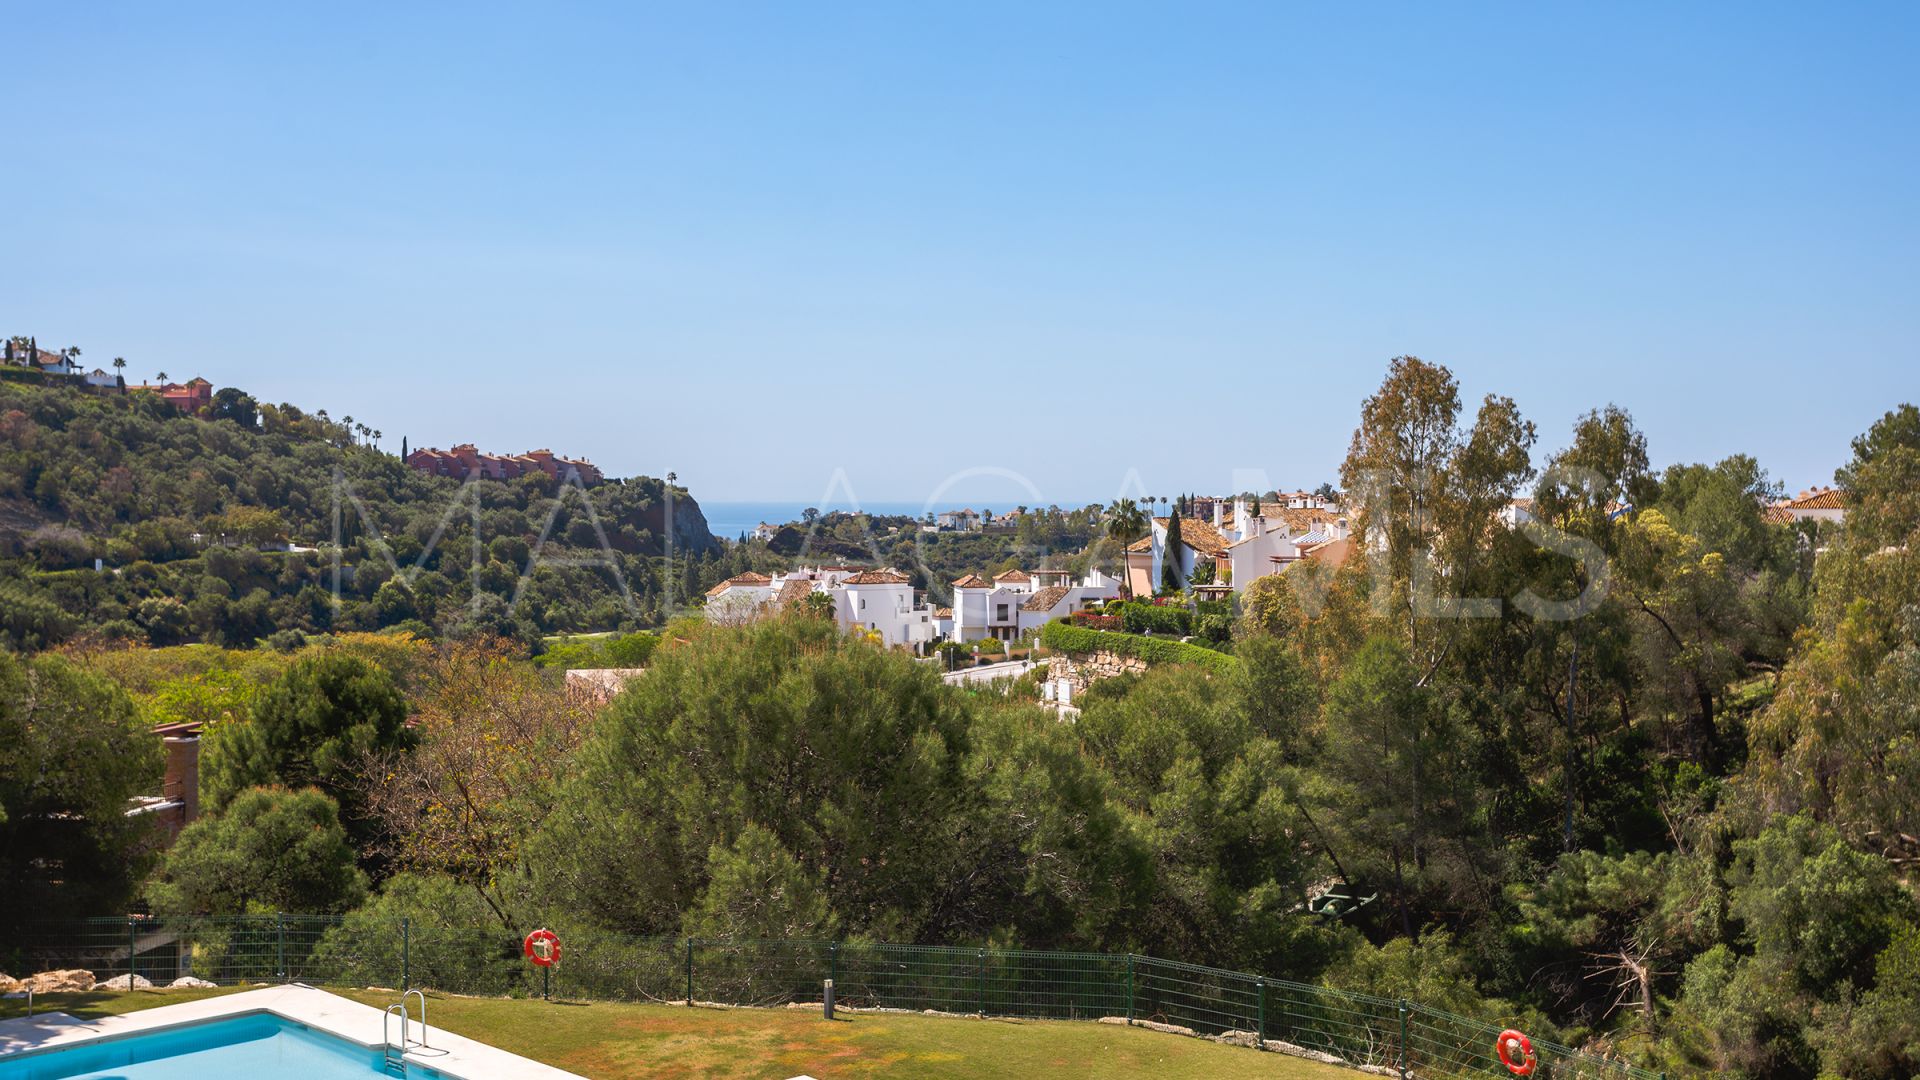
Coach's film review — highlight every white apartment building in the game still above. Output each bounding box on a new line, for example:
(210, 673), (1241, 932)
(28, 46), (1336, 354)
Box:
(950, 567), (1122, 641)
(703, 565), (938, 648)
(1125, 497), (1352, 594)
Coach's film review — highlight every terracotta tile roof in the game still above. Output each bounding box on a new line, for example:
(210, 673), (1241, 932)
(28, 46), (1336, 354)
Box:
(1267, 507), (1341, 535)
(1020, 585), (1072, 613)
(1761, 505), (1796, 525)
(704, 572), (772, 597)
(993, 569), (1031, 583)
(1126, 535), (1154, 552)
(775, 578), (816, 610)
(1785, 487), (1846, 510)
(952, 574), (992, 589)
(841, 569), (911, 585)
(1162, 516), (1230, 556)
(933, 606), (953, 618)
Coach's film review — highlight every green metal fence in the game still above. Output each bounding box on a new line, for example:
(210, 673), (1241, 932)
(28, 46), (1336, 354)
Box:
(9, 916), (1657, 1080)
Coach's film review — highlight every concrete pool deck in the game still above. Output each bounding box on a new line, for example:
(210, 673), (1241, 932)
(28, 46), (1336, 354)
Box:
(0, 984), (586, 1079)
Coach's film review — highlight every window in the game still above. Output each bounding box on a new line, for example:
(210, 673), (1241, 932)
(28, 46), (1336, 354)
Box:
(859, 598), (866, 609)
(996, 604), (1008, 620)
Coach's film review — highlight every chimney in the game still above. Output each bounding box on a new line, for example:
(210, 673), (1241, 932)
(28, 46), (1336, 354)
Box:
(163, 735), (201, 827)
(1212, 500), (1224, 529)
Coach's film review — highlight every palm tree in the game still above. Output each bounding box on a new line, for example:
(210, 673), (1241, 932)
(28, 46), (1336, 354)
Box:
(155, 371), (169, 384)
(1106, 498), (1148, 543)
(371, 429), (382, 451)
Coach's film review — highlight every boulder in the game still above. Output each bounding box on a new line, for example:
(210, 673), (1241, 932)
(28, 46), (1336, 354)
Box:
(24, 969), (95, 994)
(169, 976), (218, 989)
(0, 974), (20, 994)
(94, 974), (154, 991)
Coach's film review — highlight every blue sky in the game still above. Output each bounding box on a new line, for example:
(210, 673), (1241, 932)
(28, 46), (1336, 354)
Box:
(4, 3), (1915, 505)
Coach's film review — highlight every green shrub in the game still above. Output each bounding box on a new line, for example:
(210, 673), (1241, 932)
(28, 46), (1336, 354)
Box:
(1118, 602), (1191, 636)
(1195, 613), (1233, 645)
(1038, 620), (1238, 674)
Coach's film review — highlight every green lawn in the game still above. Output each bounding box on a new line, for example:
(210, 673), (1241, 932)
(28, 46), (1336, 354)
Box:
(6, 987), (1362, 1080)
(0, 986), (243, 1022)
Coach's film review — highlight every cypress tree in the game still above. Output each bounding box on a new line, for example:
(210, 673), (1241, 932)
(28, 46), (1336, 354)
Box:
(1161, 513), (1184, 593)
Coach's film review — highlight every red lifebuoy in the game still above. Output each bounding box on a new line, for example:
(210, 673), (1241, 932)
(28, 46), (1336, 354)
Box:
(523, 928), (561, 968)
(1497, 1028), (1537, 1076)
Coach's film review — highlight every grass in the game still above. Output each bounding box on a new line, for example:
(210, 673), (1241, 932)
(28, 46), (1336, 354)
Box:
(5, 987), (1362, 1079)
(0, 986), (244, 1022)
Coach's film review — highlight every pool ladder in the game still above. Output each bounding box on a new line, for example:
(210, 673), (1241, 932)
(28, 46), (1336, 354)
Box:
(383, 990), (429, 1075)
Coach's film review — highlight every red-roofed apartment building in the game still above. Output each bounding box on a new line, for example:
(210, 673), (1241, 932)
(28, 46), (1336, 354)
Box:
(405, 443), (604, 485)
(130, 377), (214, 412)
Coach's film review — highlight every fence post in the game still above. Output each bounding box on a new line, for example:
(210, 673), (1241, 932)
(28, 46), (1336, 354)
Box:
(829, 941), (838, 988)
(276, 913), (286, 982)
(685, 937), (694, 1006)
(401, 917), (410, 991)
(127, 916), (137, 985)
(1256, 977), (1266, 1046)
(1397, 999), (1409, 1080)
(1125, 954), (1135, 1026)
(976, 948), (987, 1018)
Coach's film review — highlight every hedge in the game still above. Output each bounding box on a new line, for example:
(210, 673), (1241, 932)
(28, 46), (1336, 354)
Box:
(1039, 620), (1240, 674)
(1069, 611), (1121, 631)
(1118, 601), (1192, 636)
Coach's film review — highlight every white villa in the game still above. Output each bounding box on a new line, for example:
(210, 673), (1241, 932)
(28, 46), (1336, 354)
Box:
(704, 565), (939, 648)
(950, 567), (1123, 642)
(3, 339), (80, 375)
(1772, 487), (1846, 525)
(934, 508), (984, 532)
(1125, 497), (1352, 595)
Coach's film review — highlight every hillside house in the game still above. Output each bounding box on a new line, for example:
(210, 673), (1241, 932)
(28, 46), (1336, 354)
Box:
(1774, 486), (1846, 525)
(131, 377), (214, 412)
(4, 339), (80, 375)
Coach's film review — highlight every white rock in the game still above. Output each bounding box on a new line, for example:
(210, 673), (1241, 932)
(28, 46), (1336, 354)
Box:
(94, 974), (153, 991)
(169, 976), (218, 988)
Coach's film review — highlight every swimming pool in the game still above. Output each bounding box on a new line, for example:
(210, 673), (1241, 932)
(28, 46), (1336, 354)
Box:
(0, 1012), (439, 1080)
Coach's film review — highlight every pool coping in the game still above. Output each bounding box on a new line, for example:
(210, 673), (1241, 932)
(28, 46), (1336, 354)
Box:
(0, 985), (587, 1079)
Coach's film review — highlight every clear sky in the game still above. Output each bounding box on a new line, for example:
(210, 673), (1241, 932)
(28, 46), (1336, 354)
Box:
(4, 3), (1915, 506)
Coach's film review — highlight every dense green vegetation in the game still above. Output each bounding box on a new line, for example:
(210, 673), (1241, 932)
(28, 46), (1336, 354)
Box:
(4, 358), (1918, 1078)
(0, 381), (724, 651)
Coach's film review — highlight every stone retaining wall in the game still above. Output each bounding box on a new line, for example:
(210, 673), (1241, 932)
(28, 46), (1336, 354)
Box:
(1045, 649), (1150, 694)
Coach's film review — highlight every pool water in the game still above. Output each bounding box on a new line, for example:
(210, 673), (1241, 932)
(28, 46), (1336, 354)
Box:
(0, 1012), (435, 1080)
